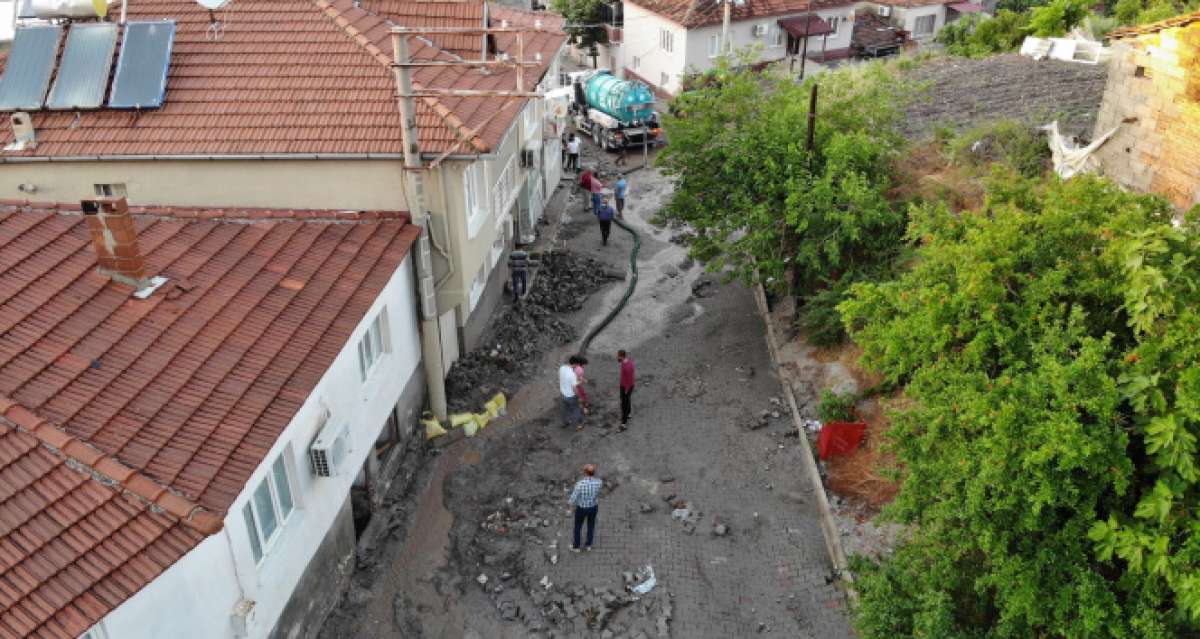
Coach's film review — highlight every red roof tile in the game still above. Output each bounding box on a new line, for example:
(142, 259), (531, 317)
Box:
(0, 201), (419, 637)
(1108, 9), (1200, 38)
(629, 0), (853, 28)
(0, 0), (566, 157)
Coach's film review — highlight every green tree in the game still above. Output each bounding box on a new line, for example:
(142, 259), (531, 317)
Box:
(657, 58), (907, 323)
(550, 0), (608, 62)
(1028, 0), (1092, 34)
(936, 10), (1032, 57)
(841, 173), (1200, 637)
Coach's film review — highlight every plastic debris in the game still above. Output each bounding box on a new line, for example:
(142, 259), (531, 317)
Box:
(630, 566), (656, 595)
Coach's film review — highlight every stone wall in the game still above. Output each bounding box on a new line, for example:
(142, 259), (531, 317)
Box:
(1093, 24), (1200, 210)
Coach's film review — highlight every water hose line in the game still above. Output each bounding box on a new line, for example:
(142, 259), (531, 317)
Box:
(577, 216), (641, 358)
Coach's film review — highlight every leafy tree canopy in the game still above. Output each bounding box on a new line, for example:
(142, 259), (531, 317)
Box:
(550, 0), (608, 50)
(656, 58), (908, 299)
(842, 172), (1200, 637)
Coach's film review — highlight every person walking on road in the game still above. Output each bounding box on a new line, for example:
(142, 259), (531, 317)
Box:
(614, 175), (628, 218)
(560, 357), (584, 430)
(618, 349), (636, 430)
(595, 197), (616, 246)
(567, 134), (581, 172)
(573, 356), (590, 415)
(568, 464), (602, 551)
(588, 172), (605, 216)
(508, 249), (537, 301)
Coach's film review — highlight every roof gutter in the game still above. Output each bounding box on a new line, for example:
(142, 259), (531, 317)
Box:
(0, 152), (496, 163)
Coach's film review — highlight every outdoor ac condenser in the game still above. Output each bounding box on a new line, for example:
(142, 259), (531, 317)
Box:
(309, 421), (349, 477)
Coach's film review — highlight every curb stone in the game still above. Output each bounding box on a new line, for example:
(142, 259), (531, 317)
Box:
(752, 282), (859, 608)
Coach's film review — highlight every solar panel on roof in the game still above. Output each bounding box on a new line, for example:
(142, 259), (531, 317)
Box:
(108, 21), (176, 110)
(0, 26), (64, 111)
(47, 23), (120, 111)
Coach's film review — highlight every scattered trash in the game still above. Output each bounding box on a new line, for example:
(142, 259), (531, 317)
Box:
(630, 566), (657, 595)
(540, 575), (553, 590)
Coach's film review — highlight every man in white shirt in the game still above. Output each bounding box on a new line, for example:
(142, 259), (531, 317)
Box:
(566, 135), (581, 173)
(559, 356), (583, 429)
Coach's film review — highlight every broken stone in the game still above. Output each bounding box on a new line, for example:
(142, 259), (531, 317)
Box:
(498, 600), (519, 621)
(639, 502), (655, 514)
(712, 523), (729, 537)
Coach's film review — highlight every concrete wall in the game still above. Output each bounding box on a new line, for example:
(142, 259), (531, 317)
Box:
(94, 254), (424, 639)
(0, 159), (409, 211)
(1093, 26), (1200, 210)
(268, 498), (356, 639)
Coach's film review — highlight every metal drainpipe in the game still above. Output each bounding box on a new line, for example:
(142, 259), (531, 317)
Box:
(434, 167), (457, 290)
(392, 32), (449, 422)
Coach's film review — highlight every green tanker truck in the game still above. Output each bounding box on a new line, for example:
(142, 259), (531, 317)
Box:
(569, 69), (664, 151)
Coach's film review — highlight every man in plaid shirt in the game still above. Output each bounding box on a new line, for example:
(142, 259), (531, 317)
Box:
(569, 464), (603, 551)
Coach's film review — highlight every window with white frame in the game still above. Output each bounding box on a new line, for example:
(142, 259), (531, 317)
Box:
(464, 163), (487, 238)
(770, 25), (784, 47)
(828, 16), (840, 34)
(468, 262), (488, 311)
(243, 453), (296, 564)
(93, 183), (127, 198)
(659, 27), (674, 52)
(632, 55), (640, 69)
(709, 34), (720, 57)
(914, 14), (936, 35)
(491, 228), (506, 268)
(523, 101), (538, 139)
(357, 311), (388, 381)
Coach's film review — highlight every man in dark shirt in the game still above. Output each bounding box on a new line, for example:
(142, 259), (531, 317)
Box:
(595, 197), (616, 246)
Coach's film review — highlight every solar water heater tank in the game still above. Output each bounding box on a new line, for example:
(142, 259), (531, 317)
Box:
(31, 0), (107, 18)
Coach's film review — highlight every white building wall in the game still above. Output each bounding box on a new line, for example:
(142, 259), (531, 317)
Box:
(895, 4), (947, 42)
(683, 6), (856, 73)
(94, 255), (423, 639)
(622, 2), (687, 93)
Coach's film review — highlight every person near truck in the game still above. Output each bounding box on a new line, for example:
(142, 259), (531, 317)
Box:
(588, 173), (605, 216)
(595, 197), (616, 246)
(508, 249), (537, 301)
(567, 134), (581, 172)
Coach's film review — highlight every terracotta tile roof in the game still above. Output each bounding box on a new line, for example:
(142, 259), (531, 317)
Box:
(362, 0), (487, 57)
(1108, 9), (1200, 38)
(0, 0), (566, 157)
(628, 0), (853, 28)
(0, 201), (419, 638)
(873, 0), (953, 7)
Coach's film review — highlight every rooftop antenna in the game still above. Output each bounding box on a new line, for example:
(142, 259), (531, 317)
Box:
(195, 0), (230, 40)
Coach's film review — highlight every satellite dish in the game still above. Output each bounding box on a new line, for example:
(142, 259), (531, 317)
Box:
(195, 0), (231, 9)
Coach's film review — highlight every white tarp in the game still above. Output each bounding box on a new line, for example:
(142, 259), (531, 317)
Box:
(1042, 120), (1118, 179)
(1020, 36), (1110, 64)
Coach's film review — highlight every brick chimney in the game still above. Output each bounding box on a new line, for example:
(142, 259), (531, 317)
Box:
(81, 197), (149, 288)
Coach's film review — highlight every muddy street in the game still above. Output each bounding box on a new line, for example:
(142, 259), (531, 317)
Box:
(319, 148), (854, 638)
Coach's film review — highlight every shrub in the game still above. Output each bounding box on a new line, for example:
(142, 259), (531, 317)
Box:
(817, 389), (857, 423)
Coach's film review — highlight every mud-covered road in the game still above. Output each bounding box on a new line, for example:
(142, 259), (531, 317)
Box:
(320, 146), (853, 638)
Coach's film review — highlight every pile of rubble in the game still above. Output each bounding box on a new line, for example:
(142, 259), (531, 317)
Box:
(445, 251), (621, 412)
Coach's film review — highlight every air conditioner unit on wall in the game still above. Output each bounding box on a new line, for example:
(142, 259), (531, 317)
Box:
(753, 23), (769, 37)
(310, 420), (349, 478)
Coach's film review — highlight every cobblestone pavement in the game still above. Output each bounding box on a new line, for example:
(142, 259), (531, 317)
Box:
(320, 159), (855, 638)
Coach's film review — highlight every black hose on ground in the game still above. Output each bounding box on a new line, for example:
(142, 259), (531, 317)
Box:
(577, 216), (640, 358)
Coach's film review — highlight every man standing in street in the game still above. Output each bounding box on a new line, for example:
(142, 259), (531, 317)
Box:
(567, 134), (581, 172)
(508, 249), (537, 301)
(560, 357), (583, 430)
(588, 172), (605, 215)
(618, 349), (635, 431)
(568, 464), (602, 551)
(614, 175), (628, 218)
(595, 197), (616, 246)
